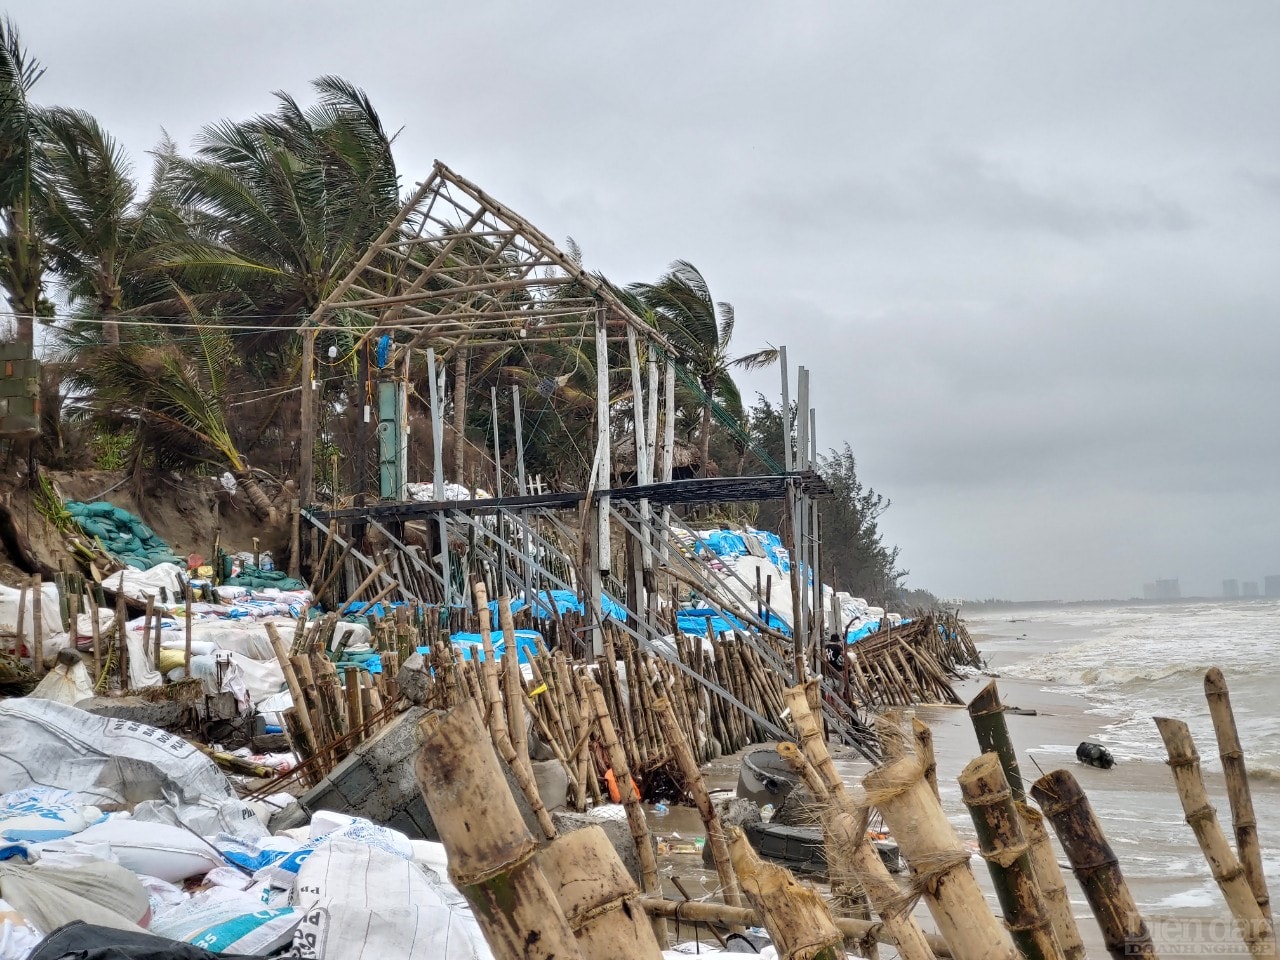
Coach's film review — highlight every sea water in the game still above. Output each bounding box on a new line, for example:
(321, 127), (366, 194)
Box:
(966, 600), (1280, 930)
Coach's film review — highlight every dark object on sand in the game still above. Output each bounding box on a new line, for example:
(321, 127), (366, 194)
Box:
(737, 746), (803, 806)
(736, 821), (903, 878)
(1076, 741), (1115, 769)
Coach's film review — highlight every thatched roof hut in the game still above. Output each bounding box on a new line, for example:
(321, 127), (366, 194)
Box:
(611, 433), (706, 484)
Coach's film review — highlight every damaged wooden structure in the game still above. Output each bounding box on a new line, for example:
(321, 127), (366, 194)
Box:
(286, 160), (979, 771)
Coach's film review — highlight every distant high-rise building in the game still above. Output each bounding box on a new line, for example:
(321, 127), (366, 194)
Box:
(1154, 578), (1181, 600)
(1223, 579), (1240, 599)
(1265, 575), (1280, 598)
(1243, 581), (1260, 598)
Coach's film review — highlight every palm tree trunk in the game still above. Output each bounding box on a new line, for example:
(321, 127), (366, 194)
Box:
(102, 305), (120, 348)
(699, 401), (712, 478)
(236, 471), (277, 523)
(452, 346), (468, 485)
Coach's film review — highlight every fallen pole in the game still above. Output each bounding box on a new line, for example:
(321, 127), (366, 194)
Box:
(637, 897), (954, 958)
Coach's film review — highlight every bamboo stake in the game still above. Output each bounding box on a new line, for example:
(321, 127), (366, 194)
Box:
(1155, 717), (1275, 957)
(1030, 769), (1157, 958)
(536, 825), (664, 959)
(1019, 801), (1088, 960)
(1204, 668), (1271, 918)
(344, 667), (364, 746)
(87, 589), (101, 683)
(266, 621), (317, 765)
(474, 582), (556, 840)
(863, 752), (1017, 960)
(783, 683), (844, 799)
(959, 753), (1063, 960)
(499, 595), (551, 832)
(912, 717), (940, 802)
(583, 676), (664, 942)
(777, 743), (935, 960)
(14, 583), (26, 658)
(412, 701), (584, 960)
(114, 589), (127, 689)
(183, 580), (193, 676)
(31, 575), (43, 677)
(727, 827), (843, 960)
(653, 697), (744, 909)
(968, 681), (1024, 802)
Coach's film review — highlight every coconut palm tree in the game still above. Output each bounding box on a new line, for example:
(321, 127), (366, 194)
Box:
(71, 324), (277, 520)
(36, 109), (181, 347)
(630, 260), (776, 477)
(0, 17), (46, 351)
(165, 76), (401, 329)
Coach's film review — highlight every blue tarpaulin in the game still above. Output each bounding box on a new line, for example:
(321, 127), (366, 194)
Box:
(485, 589), (628, 626)
(443, 630), (543, 664)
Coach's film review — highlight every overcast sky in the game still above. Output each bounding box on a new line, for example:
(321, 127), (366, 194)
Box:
(11, 2), (1280, 601)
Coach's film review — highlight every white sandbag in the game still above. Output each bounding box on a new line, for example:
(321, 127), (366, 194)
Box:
(0, 583), (62, 643)
(43, 820), (221, 883)
(0, 790), (103, 850)
(255, 690), (293, 729)
(0, 858), (150, 936)
(0, 910), (40, 960)
(290, 839), (488, 960)
(121, 621), (162, 689)
(217, 817), (412, 891)
(150, 888), (300, 955)
(0, 699), (266, 840)
(187, 651), (284, 709)
(27, 657), (94, 705)
(102, 564), (185, 610)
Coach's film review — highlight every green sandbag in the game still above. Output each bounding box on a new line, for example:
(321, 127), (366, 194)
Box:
(223, 566), (307, 592)
(65, 500), (180, 572)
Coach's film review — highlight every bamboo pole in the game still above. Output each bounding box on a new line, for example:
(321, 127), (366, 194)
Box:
(863, 753), (1017, 960)
(583, 675), (664, 942)
(412, 701), (584, 960)
(536, 825), (664, 959)
(1155, 717), (1275, 957)
(1019, 801), (1088, 960)
(959, 753), (1063, 960)
(183, 580), (193, 676)
(1030, 769), (1157, 958)
(31, 575), (43, 677)
(87, 589), (101, 684)
(653, 697), (744, 909)
(1204, 668), (1271, 918)
(638, 897), (955, 958)
(474, 581), (556, 840)
(498, 594), (551, 830)
(266, 622), (317, 767)
(115, 589), (127, 689)
(968, 681), (1024, 801)
(14, 583), (26, 658)
(777, 743), (936, 960)
(913, 717), (941, 802)
(344, 667), (364, 746)
(783, 683), (844, 799)
(727, 827), (843, 960)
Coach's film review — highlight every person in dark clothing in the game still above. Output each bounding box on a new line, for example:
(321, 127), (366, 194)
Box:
(825, 632), (845, 670)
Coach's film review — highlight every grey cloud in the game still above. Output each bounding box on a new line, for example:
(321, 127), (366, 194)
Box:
(10, 0), (1280, 600)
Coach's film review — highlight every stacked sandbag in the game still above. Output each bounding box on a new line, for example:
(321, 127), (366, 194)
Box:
(65, 502), (184, 571)
(221, 564), (305, 592)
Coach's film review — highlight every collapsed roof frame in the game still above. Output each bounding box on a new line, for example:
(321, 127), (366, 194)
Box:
(304, 159), (678, 355)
